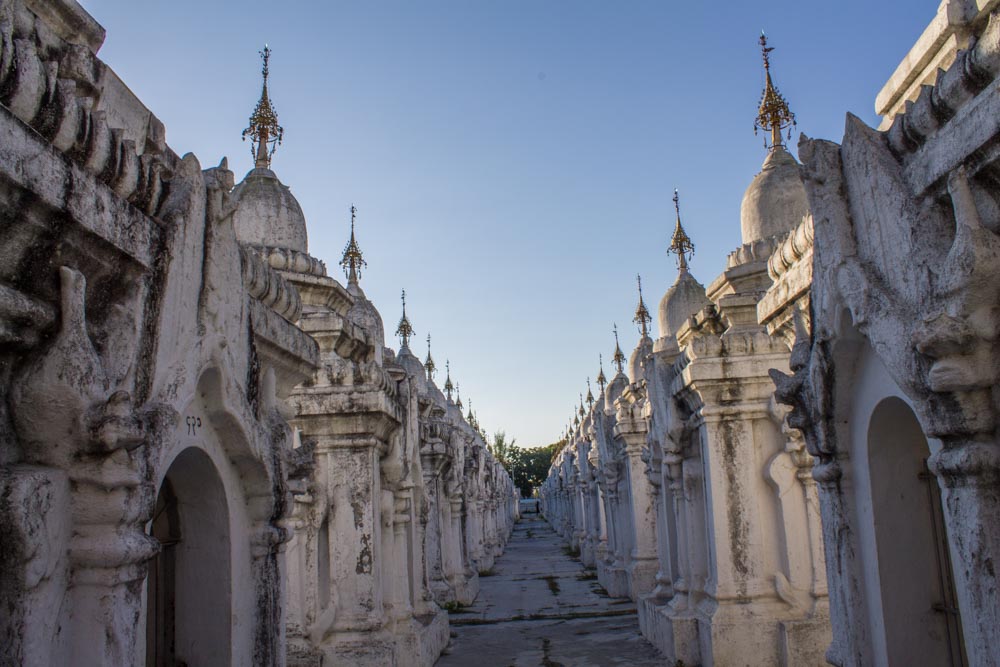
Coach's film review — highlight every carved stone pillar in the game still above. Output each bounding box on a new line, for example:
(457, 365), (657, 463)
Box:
(447, 495), (476, 604)
(647, 451), (673, 601)
(929, 441), (1000, 663)
(323, 440), (384, 631)
(420, 451), (447, 602)
(391, 490), (414, 622)
(618, 426), (658, 600)
(595, 482), (609, 563)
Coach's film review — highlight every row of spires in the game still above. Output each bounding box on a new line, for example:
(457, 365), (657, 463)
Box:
(395, 288), (487, 431)
(559, 193), (687, 436)
(324, 196), (485, 433)
(242, 33), (794, 170)
(561, 32), (796, 441)
(240, 34), (795, 445)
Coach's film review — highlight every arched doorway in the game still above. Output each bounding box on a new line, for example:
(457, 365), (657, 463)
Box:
(867, 397), (966, 666)
(146, 447), (232, 666)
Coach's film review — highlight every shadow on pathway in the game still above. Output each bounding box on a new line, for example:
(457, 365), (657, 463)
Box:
(436, 514), (663, 666)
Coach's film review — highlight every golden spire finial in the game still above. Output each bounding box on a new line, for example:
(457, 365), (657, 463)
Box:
(467, 397), (474, 423)
(340, 204), (367, 284)
(396, 289), (414, 348)
(586, 378), (594, 406)
(424, 333), (436, 380)
(444, 360), (454, 400)
(579, 394), (586, 417)
(669, 189), (695, 271)
(242, 45), (284, 168)
(612, 324), (626, 374)
(455, 384), (463, 410)
(597, 355), (607, 391)
(633, 274), (652, 337)
(754, 32), (796, 151)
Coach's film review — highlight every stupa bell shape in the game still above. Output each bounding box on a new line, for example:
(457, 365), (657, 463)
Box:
(340, 207), (385, 364)
(233, 168), (309, 252)
(741, 33), (808, 245)
(231, 46), (309, 253)
(658, 190), (710, 342)
(606, 325), (629, 411)
(658, 270), (711, 339)
(739, 146), (808, 245)
(629, 336), (653, 384)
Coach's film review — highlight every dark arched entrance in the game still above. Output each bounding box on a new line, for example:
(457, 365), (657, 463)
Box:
(146, 447), (232, 666)
(867, 397), (966, 666)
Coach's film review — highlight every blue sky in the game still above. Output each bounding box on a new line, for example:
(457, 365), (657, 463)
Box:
(84, 1), (929, 446)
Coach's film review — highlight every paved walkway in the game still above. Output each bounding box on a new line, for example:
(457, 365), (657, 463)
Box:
(436, 514), (663, 667)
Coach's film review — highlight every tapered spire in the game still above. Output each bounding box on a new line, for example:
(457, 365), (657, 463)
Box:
(579, 394), (586, 417)
(396, 290), (414, 349)
(754, 32), (796, 151)
(444, 360), (454, 401)
(597, 354), (607, 391)
(424, 334), (436, 380)
(612, 324), (626, 374)
(340, 204), (366, 284)
(586, 378), (594, 406)
(669, 189), (695, 271)
(242, 45), (284, 168)
(455, 384), (463, 410)
(634, 274), (652, 337)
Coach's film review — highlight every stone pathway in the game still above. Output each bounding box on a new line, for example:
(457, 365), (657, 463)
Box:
(436, 514), (663, 667)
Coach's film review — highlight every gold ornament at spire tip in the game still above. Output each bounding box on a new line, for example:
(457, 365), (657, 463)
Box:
(444, 360), (454, 400)
(612, 324), (626, 374)
(586, 378), (594, 406)
(634, 274), (652, 337)
(242, 45), (284, 168)
(754, 32), (796, 151)
(597, 354), (607, 390)
(424, 333), (436, 379)
(669, 189), (695, 271)
(396, 289), (414, 348)
(340, 204), (367, 283)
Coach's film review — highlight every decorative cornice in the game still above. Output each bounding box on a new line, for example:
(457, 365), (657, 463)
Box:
(767, 215), (814, 281)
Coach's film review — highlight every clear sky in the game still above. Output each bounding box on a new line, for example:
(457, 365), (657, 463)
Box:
(83, 0), (929, 447)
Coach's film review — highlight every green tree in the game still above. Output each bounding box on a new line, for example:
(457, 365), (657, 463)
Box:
(490, 433), (568, 498)
(511, 440), (562, 498)
(489, 430), (518, 469)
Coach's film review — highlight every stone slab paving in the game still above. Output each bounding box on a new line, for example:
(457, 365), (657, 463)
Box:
(436, 514), (663, 666)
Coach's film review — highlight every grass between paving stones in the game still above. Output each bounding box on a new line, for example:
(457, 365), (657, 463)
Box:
(478, 568), (496, 577)
(541, 637), (564, 667)
(576, 571), (598, 581)
(540, 574), (561, 596)
(562, 544), (580, 558)
(442, 600), (470, 613)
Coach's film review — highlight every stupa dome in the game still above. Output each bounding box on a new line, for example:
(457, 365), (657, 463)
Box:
(605, 372), (628, 412)
(739, 146), (808, 245)
(232, 167), (309, 252)
(658, 270), (711, 339)
(629, 336), (653, 383)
